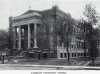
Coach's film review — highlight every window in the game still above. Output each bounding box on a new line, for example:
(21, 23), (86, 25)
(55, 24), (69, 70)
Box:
(96, 41), (100, 48)
(64, 53), (67, 57)
(60, 53), (63, 58)
(84, 53), (86, 56)
(86, 53), (88, 56)
(72, 53), (74, 57)
(81, 53), (83, 56)
(78, 53), (80, 56)
(72, 53), (76, 57)
(74, 53), (76, 57)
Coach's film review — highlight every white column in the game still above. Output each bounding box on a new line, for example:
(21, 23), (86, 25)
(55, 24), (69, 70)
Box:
(13, 27), (16, 49)
(57, 36), (60, 48)
(18, 26), (21, 50)
(34, 23), (38, 48)
(28, 24), (31, 48)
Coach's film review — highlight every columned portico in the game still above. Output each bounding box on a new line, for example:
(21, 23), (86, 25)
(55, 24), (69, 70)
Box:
(10, 9), (53, 59)
(13, 23), (39, 50)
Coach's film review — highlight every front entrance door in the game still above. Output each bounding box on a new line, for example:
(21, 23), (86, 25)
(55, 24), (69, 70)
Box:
(43, 53), (47, 59)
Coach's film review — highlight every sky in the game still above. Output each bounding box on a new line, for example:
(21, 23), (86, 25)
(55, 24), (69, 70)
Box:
(0, 0), (100, 30)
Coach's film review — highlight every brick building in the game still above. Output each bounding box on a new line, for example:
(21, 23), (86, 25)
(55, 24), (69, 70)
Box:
(9, 6), (89, 59)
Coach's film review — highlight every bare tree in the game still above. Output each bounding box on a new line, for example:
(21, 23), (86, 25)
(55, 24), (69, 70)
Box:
(83, 3), (98, 25)
(83, 3), (99, 65)
(0, 30), (9, 50)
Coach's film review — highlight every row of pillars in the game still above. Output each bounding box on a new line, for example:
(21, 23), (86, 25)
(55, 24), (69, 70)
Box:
(13, 23), (38, 49)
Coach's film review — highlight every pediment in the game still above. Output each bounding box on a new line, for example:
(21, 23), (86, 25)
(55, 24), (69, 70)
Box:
(13, 10), (41, 20)
(21, 10), (41, 16)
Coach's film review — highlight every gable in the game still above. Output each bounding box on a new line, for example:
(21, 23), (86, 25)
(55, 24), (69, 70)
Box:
(13, 10), (42, 21)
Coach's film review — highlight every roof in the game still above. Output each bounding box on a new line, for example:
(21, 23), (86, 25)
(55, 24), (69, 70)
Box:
(12, 6), (72, 21)
(13, 10), (42, 20)
(21, 10), (41, 15)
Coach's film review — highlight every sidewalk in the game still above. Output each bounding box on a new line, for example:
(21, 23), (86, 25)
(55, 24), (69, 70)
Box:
(0, 58), (98, 70)
(0, 64), (99, 70)
(5, 58), (92, 66)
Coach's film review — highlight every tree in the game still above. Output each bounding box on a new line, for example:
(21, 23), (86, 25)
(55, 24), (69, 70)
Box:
(83, 3), (99, 64)
(0, 30), (9, 49)
(83, 3), (98, 26)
